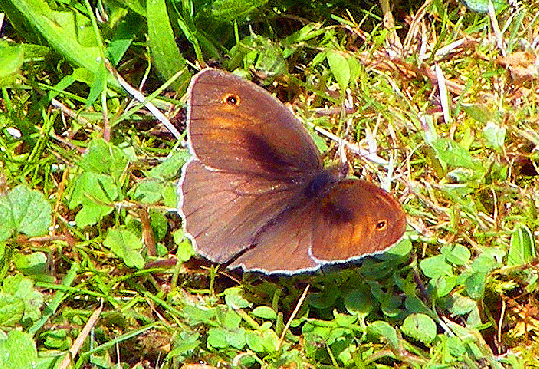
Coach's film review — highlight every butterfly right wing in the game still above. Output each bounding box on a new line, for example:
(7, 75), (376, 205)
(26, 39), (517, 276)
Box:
(229, 178), (406, 273)
(310, 179), (406, 262)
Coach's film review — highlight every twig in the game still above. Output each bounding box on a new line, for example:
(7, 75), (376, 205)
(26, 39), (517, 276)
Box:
(435, 64), (450, 124)
(489, 0), (506, 56)
(105, 60), (182, 140)
(58, 303), (103, 369)
(312, 125), (389, 166)
(50, 98), (90, 126)
(279, 284), (309, 350)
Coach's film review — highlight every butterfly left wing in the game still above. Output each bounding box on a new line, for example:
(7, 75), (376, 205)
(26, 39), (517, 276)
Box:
(228, 200), (319, 273)
(187, 69), (322, 178)
(179, 159), (308, 264)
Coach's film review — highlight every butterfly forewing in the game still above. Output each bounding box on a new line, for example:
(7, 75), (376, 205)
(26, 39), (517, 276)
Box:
(187, 69), (322, 178)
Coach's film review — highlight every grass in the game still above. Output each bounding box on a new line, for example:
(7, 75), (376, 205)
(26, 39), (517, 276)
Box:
(1, 0), (538, 367)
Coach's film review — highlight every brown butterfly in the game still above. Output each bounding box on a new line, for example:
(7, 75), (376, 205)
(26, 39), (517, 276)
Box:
(178, 69), (406, 274)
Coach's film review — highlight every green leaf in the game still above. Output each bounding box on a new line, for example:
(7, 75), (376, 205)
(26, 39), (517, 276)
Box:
(221, 309), (242, 330)
(367, 321), (398, 349)
(147, 0), (190, 91)
(449, 294), (477, 316)
(284, 23), (325, 44)
(507, 224), (535, 266)
(1, 0), (103, 78)
(344, 288), (374, 321)
(166, 331), (200, 361)
(0, 274), (44, 326)
(181, 305), (216, 325)
(465, 271), (486, 300)
(471, 248), (503, 274)
(252, 306), (277, 320)
(85, 58), (107, 107)
(131, 178), (164, 204)
(224, 287), (251, 309)
(207, 327), (246, 349)
(402, 313), (437, 345)
(307, 284), (338, 309)
(0, 294), (24, 327)
(173, 229), (195, 263)
(246, 329), (278, 353)
(419, 255), (453, 279)
(0, 43), (24, 87)
(0, 330), (38, 369)
(333, 312), (356, 327)
(0, 185), (52, 241)
(69, 172), (120, 228)
(384, 238), (413, 258)
(229, 33), (287, 78)
(40, 329), (69, 350)
(347, 56), (361, 87)
(163, 184), (179, 208)
(79, 138), (129, 182)
(430, 138), (477, 169)
(211, 0), (269, 21)
(404, 295), (434, 317)
(441, 244), (471, 266)
(68, 140), (127, 225)
(302, 321), (334, 359)
(380, 294), (403, 318)
(150, 209), (168, 241)
(466, 305), (483, 328)
(433, 274), (458, 298)
(148, 150), (189, 180)
(446, 334), (467, 357)
(460, 103), (495, 123)
(327, 51), (350, 93)
(104, 228), (145, 269)
(483, 122), (506, 151)
(13, 252), (53, 282)
(107, 12), (143, 66)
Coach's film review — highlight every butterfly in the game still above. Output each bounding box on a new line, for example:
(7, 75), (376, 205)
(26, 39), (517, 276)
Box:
(178, 69), (406, 274)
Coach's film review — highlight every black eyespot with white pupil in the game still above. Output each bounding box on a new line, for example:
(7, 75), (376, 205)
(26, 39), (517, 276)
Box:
(376, 220), (388, 230)
(224, 93), (239, 106)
